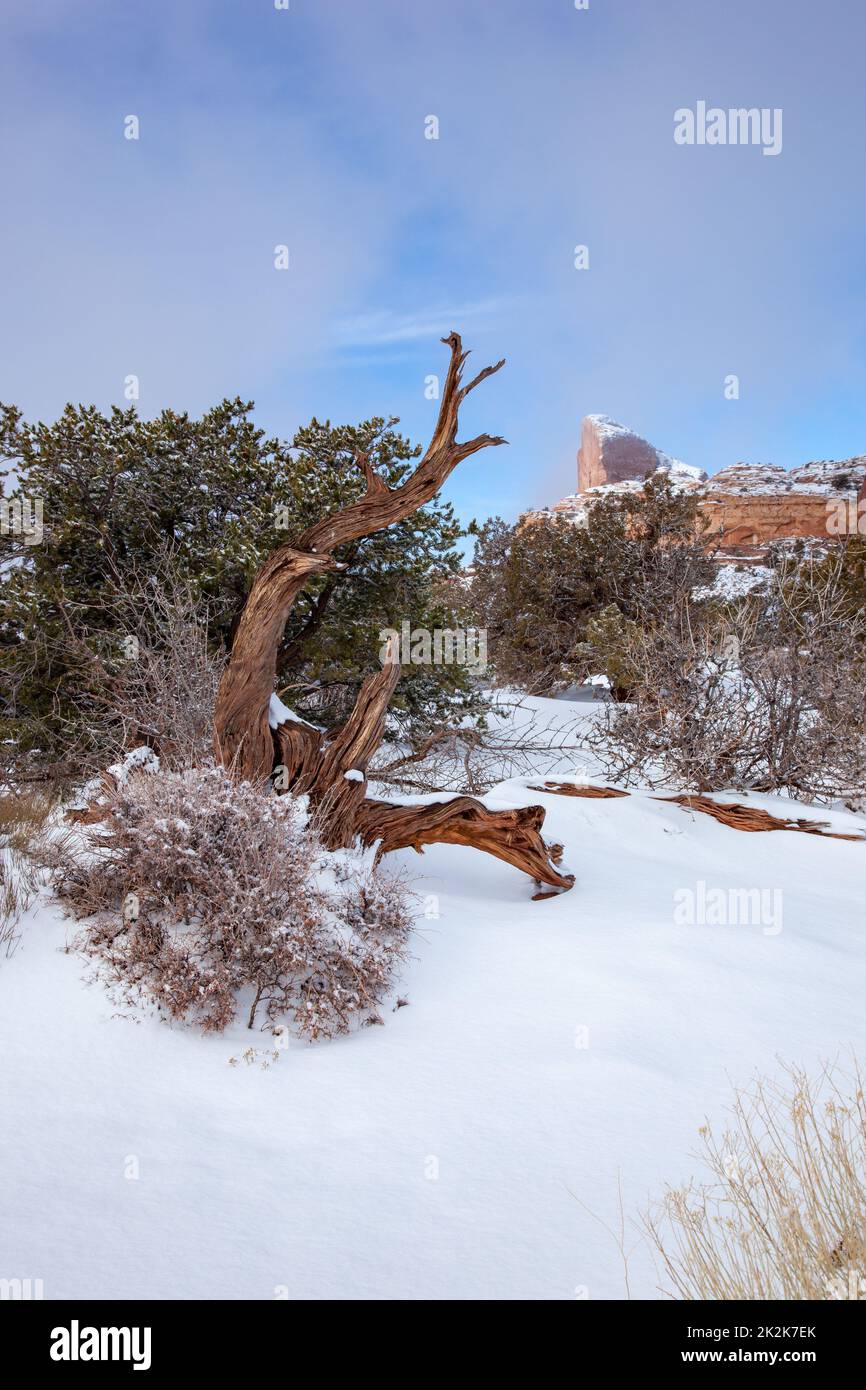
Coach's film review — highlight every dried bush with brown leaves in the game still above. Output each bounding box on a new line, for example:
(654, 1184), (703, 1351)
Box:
(646, 1060), (866, 1300)
(54, 766), (414, 1040)
(102, 564), (225, 771)
(586, 554), (866, 803)
(3, 551), (225, 787)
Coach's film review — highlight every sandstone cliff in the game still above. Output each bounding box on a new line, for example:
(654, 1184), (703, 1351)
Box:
(577, 414), (706, 492)
(701, 460), (866, 548)
(536, 415), (866, 553)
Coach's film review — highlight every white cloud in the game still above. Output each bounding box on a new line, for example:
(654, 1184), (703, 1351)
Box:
(334, 299), (509, 348)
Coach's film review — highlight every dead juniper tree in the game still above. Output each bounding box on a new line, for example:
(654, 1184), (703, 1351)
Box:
(213, 334), (573, 895)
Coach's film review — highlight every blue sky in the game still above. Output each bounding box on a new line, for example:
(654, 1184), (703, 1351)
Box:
(2, 0), (865, 530)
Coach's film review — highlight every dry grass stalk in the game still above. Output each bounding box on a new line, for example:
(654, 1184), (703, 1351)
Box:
(645, 1060), (866, 1300)
(0, 788), (62, 957)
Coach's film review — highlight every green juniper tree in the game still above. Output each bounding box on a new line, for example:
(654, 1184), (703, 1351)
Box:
(1, 400), (482, 778)
(470, 475), (715, 694)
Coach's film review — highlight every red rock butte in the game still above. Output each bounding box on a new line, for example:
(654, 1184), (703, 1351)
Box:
(529, 415), (866, 558)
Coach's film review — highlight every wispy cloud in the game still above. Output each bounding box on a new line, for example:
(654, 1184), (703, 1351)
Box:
(333, 299), (508, 348)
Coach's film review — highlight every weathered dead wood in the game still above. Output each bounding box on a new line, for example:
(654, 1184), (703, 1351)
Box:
(214, 332), (506, 783)
(528, 782), (630, 799)
(354, 796), (574, 891)
(212, 334), (572, 895)
(657, 794), (865, 841)
(271, 644), (402, 845)
(523, 782), (863, 842)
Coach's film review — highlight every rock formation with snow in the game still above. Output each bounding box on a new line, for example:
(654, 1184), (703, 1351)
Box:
(530, 415), (866, 556)
(577, 414), (706, 492)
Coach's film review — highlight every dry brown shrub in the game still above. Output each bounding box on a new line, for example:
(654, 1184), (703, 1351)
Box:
(587, 559), (866, 803)
(54, 765), (414, 1040)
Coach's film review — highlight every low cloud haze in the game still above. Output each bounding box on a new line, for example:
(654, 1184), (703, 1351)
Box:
(2, 0), (864, 527)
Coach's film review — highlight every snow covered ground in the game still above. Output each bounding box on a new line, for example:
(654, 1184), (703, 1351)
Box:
(2, 696), (865, 1300)
(693, 563), (773, 602)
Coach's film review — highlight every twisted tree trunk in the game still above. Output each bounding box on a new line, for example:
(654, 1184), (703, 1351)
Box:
(213, 334), (574, 896)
